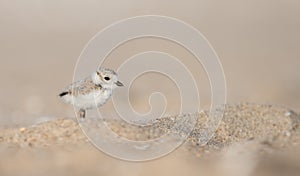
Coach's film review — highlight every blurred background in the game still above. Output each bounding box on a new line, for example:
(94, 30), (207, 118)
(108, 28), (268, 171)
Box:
(0, 1), (300, 176)
(0, 0), (299, 126)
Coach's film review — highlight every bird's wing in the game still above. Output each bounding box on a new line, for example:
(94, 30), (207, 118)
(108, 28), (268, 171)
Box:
(61, 77), (102, 97)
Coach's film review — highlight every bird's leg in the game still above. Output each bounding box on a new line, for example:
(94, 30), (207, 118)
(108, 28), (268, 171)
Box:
(79, 109), (86, 119)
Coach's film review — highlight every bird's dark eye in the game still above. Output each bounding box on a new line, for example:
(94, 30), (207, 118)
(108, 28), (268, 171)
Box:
(104, 76), (110, 81)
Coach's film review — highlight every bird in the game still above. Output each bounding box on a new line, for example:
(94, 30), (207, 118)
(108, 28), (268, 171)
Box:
(59, 67), (124, 118)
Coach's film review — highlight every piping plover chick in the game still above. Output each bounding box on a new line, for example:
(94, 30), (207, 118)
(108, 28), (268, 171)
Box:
(59, 67), (124, 119)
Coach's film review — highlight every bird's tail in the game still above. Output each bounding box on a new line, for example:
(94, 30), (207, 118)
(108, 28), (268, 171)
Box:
(59, 91), (69, 97)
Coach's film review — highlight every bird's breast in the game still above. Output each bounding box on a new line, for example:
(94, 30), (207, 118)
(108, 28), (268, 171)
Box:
(92, 89), (113, 107)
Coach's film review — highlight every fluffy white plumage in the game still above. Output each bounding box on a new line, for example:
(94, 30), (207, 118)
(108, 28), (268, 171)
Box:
(59, 68), (123, 118)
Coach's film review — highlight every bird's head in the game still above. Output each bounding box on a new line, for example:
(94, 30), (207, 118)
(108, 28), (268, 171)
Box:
(92, 67), (124, 89)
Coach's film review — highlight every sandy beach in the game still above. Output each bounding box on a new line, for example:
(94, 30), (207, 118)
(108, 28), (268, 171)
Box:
(0, 103), (299, 176)
(1, 1), (300, 176)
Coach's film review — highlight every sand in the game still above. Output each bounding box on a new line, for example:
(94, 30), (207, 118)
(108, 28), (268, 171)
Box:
(0, 103), (299, 176)
(1, 2), (299, 175)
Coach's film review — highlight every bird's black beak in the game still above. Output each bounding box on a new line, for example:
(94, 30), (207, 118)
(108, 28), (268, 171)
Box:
(115, 81), (124, 87)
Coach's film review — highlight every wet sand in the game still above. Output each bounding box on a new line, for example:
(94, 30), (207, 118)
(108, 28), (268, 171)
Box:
(0, 103), (299, 176)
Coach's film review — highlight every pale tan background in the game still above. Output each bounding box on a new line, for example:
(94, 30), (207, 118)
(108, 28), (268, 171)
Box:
(0, 0), (299, 126)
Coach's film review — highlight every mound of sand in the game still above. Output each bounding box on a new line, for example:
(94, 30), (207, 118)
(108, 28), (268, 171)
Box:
(0, 103), (299, 176)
